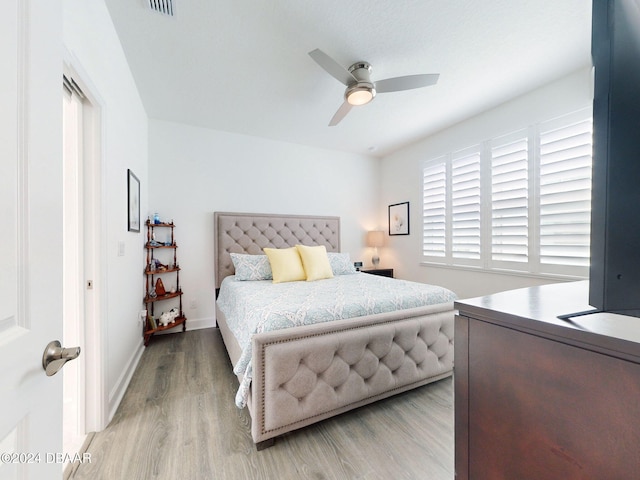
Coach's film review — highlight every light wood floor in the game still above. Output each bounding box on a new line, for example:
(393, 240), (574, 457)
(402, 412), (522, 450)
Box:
(70, 328), (454, 480)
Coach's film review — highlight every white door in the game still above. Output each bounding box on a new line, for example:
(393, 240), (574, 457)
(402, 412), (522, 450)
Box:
(0, 0), (68, 478)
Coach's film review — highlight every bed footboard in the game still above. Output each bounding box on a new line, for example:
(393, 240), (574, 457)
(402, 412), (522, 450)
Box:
(249, 303), (454, 445)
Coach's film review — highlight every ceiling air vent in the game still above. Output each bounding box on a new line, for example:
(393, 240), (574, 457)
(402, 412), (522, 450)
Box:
(147, 0), (174, 17)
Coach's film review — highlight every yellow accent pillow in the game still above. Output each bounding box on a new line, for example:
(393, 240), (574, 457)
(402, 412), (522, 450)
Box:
(296, 244), (334, 282)
(263, 247), (306, 283)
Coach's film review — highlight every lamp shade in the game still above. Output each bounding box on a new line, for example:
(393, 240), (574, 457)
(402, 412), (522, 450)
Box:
(366, 230), (384, 248)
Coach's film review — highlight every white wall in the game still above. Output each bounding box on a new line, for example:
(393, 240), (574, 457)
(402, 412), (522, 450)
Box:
(148, 119), (381, 327)
(63, 0), (148, 418)
(379, 67), (594, 300)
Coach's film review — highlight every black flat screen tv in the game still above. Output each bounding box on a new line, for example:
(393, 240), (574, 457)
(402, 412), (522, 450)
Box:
(589, 0), (640, 316)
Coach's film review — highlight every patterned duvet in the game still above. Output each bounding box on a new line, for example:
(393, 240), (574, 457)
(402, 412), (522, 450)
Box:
(216, 272), (457, 408)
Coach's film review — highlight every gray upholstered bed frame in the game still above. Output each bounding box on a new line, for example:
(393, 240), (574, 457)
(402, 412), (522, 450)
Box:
(214, 212), (454, 449)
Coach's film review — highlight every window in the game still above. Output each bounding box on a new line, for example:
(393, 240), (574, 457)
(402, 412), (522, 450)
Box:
(491, 133), (529, 265)
(422, 161), (446, 258)
(422, 109), (592, 277)
(538, 117), (593, 270)
(451, 148), (481, 263)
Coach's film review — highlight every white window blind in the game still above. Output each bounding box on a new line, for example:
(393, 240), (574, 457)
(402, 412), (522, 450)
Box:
(422, 109), (592, 278)
(422, 161), (447, 257)
(491, 136), (529, 263)
(451, 150), (481, 261)
(539, 118), (593, 268)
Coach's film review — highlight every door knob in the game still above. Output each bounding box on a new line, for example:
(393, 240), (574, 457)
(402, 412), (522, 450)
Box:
(42, 340), (81, 376)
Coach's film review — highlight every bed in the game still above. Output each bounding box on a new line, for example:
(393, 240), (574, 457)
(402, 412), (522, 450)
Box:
(214, 212), (456, 449)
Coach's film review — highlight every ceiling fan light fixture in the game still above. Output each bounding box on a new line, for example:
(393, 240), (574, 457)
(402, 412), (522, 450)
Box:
(346, 85), (376, 106)
(308, 49), (439, 125)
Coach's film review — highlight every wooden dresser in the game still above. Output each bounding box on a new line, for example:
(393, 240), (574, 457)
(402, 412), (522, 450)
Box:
(454, 281), (640, 479)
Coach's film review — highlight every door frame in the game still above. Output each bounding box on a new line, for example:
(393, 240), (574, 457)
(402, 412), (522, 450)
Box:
(63, 54), (108, 434)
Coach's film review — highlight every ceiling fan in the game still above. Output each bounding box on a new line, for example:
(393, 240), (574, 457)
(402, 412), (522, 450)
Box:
(309, 48), (440, 126)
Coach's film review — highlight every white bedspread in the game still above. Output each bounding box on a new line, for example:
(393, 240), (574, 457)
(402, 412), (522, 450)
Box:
(216, 272), (457, 408)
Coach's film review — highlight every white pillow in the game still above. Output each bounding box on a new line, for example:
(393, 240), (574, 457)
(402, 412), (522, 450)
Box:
(230, 253), (273, 281)
(327, 252), (357, 275)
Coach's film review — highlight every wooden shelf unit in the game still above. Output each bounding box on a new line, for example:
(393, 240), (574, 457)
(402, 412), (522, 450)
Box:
(143, 219), (186, 346)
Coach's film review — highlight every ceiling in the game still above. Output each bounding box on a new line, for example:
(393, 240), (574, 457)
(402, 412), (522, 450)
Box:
(104, 0), (592, 157)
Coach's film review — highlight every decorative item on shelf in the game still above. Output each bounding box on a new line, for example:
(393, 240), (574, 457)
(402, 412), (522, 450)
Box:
(158, 308), (179, 327)
(154, 259), (168, 272)
(366, 230), (384, 267)
(149, 287), (157, 298)
(153, 212), (161, 224)
(155, 278), (166, 296)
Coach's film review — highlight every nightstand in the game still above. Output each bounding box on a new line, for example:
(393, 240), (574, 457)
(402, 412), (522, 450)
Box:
(361, 268), (394, 278)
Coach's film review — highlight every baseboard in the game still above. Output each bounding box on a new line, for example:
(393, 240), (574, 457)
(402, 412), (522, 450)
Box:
(185, 316), (215, 331)
(153, 315), (215, 335)
(108, 340), (144, 422)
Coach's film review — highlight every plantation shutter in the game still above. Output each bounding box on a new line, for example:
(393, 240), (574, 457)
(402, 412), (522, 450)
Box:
(421, 109), (592, 277)
(422, 161), (447, 257)
(491, 136), (529, 263)
(538, 118), (593, 267)
(451, 150), (481, 261)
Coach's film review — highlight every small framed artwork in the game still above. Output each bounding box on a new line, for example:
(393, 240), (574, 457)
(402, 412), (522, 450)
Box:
(389, 201), (410, 236)
(127, 169), (140, 232)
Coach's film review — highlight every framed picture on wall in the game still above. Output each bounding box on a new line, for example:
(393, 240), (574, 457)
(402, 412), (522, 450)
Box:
(127, 169), (140, 232)
(389, 201), (410, 235)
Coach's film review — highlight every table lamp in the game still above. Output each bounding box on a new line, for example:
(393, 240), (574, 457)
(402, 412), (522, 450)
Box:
(366, 230), (384, 267)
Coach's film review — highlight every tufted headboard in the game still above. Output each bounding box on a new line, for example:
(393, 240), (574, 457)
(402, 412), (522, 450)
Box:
(214, 212), (341, 289)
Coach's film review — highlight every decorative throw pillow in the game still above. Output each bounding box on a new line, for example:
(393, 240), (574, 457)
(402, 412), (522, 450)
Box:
(327, 252), (357, 275)
(296, 244), (334, 281)
(230, 253), (273, 281)
(263, 247), (306, 283)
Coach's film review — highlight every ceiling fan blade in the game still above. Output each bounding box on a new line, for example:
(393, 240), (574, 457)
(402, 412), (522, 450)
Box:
(375, 73), (440, 93)
(309, 49), (356, 86)
(328, 101), (352, 126)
